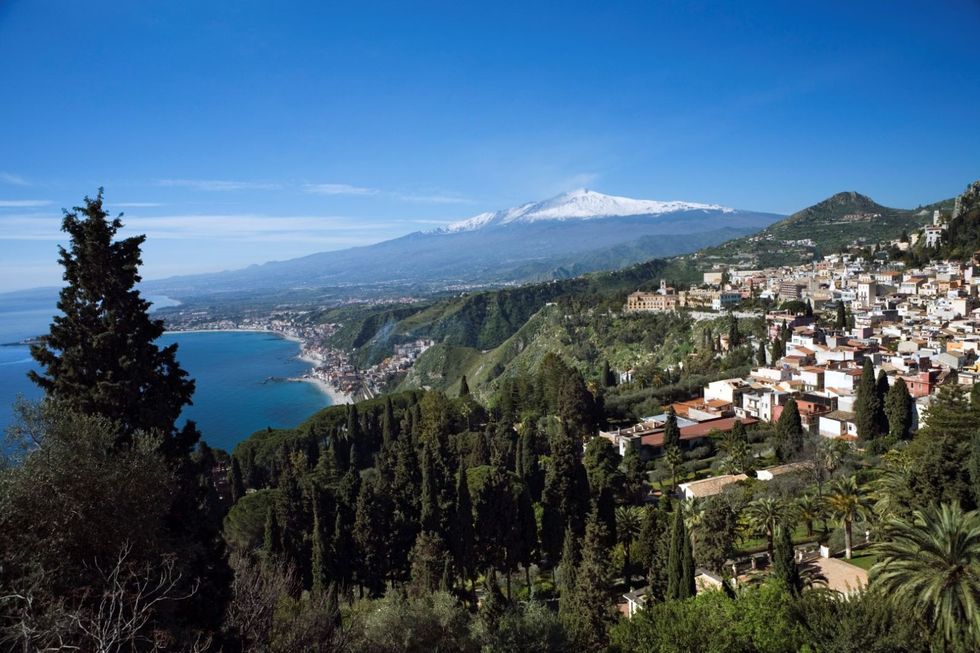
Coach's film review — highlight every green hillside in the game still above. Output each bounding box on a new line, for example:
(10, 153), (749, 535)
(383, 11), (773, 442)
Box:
(691, 191), (948, 268)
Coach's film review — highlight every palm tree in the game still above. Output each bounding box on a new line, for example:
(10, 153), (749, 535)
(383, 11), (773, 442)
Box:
(871, 503), (980, 648)
(664, 446), (683, 491)
(744, 496), (787, 556)
(615, 505), (645, 587)
(871, 449), (915, 523)
(795, 494), (824, 539)
(825, 476), (872, 559)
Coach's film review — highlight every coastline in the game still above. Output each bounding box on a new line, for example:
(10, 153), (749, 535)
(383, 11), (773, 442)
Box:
(302, 376), (353, 405)
(166, 327), (352, 405)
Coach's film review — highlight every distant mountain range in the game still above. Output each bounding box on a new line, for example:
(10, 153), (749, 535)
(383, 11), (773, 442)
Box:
(144, 189), (782, 297)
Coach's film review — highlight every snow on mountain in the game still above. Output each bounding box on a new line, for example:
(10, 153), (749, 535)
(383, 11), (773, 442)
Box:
(439, 188), (734, 233)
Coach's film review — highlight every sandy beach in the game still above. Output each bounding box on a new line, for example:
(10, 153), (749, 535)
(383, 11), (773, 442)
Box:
(304, 376), (353, 405)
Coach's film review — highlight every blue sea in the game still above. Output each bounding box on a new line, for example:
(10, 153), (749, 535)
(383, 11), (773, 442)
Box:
(0, 289), (330, 452)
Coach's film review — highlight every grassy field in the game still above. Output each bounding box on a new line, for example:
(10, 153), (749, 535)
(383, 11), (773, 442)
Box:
(845, 550), (878, 571)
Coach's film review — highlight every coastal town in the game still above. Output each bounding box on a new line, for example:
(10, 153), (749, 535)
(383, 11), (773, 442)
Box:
(163, 312), (433, 402)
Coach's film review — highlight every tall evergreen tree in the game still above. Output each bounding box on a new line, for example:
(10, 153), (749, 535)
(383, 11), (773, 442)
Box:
(228, 455), (245, 502)
(727, 314), (741, 348)
(855, 359), (882, 442)
(453, 460), (476, 588)
(666, 504), (694, 600)
(601, 360), (617, 387)
(353, 477), (393, 597)
(459, 375), (470, 397)
(885, 378), (914, 440)
(557, 526), (580, 610)
(381, 396), (396, 449)
(835, 301), (847, 330)
(772, 524), (802, 596)
(875, 370), (891, 435)
(311, 493), (329, 593)
(663, 408), (681, 451)
(757, 338), (768, 366)
(263, 505), (282, 559)
(564, 508), (613, 652)
(29, 190), (195, 454)
(775, 398), (804, 462)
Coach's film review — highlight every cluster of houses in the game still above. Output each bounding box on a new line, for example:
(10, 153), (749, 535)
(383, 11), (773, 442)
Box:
(617, 212), (980, 451)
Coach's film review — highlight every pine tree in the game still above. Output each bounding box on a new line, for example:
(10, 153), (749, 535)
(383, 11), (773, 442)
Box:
(772, 524), (802, 596)
(855, 359), (881, 442)
(229, 456), (245, 502)
(663, 408), (681, 451)
(774, 398), (804, 462)
(459, 375), (470, 397)
(29, 190), (195, 454)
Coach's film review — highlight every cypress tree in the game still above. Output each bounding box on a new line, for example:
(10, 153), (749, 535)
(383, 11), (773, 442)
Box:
(835, 301), (847, 329)
(772, 524), (802, 596)
(727, 314), (741, 348)
(229, 456), (245, 502)
(757, 338), (768, 366)
(855, 359), (881, 442)
(381, 396), (396, 449)
(666, 504), (687, 600)
(663, 408), (681, 451)
(775, 398), (804, 462)
(29, 190), (195, 454)
(453, 460), (475, 587)
(311, 493), (328, 593)
(804, 299), (814, 318)
(885, 379), (914, 440)
(681, 517), (695, 599)
(601, 360), (617, 387)
(517, 483), (538, 595)
(331, 510), (353, 591)
(459, 375), (470, 397)
(564, 508), (613, 651)
(420, 442), (441, 535)
(875, 370), (891, 436)
(557, 526), (579, 609)
(263, 506), (282, 559)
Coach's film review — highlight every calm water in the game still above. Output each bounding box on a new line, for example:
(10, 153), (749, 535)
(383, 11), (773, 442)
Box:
(0, 290), (330, 452)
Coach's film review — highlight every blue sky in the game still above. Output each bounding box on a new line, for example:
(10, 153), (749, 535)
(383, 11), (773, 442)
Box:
(1, 1), (978, 291)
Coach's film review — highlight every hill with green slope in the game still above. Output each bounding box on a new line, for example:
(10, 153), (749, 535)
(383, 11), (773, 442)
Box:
(690, 191), (949, 268)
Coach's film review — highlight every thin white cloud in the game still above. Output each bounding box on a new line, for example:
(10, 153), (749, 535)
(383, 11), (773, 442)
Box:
(303, 183), (378, 196)
(0, 200), (50, 207)
(0, 212), (407, 244)
(0, 172), (29, 186)
(395, 192), (473, 205)
(156, 179), (283, 191)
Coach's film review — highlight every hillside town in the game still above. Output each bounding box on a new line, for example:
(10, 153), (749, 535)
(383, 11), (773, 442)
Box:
(619, 209), (978, 455)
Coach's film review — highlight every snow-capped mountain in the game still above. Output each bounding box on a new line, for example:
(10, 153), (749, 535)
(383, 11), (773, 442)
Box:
(440, 189), (735, 233)
(147, 190), (782, 295)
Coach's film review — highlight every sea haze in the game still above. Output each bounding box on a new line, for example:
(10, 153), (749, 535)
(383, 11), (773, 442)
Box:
(0, 290), (330, 452)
